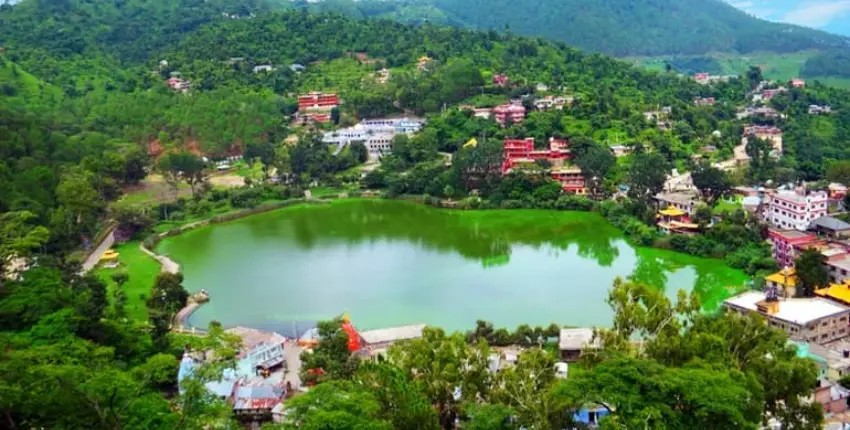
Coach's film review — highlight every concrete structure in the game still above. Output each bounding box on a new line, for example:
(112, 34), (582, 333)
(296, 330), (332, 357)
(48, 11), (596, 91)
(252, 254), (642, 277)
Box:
(810, 217), (850, 238)
(736, 105), (779, 119)
(358, 324), (426, 355)
(827, 255), (850, 285)
(809, 105), (832, 115)
(558, 328), (601, 362)
(768, 229), (818, 267)
(252, 65), (275, 73)
(815, 382), (850, 416)
(763, 190), (828, 230)
(501, 137), (583, 193)
(791, 79), (806, 88)
(724, 291), (850, 343)
(610, 145), (631, 157)
(493, 103), (526, 127)
(764, 267), (799, 298)
(535, 95), (570, 111)
(654, 191), (699, 216)
(473, 108), (492, 119)
(322, 117), (425, 157)
(550, 167), (587, 194)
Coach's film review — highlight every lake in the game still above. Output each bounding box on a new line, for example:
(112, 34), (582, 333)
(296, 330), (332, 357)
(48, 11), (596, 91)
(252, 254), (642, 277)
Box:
(157, 199), (748, 333)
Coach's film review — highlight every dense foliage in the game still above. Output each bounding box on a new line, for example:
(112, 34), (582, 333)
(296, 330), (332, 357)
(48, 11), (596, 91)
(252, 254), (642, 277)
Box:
(281, 279), (823, 429)
(290, 0), (850, 57)
(0, 1), (848, 428)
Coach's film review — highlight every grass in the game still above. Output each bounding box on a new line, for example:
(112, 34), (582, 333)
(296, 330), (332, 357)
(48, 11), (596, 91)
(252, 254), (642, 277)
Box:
(713, 197), (741, 215)
(95, 241), (162, 322)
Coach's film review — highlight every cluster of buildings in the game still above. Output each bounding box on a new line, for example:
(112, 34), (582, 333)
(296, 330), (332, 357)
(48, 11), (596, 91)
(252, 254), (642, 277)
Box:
(736, 105), (780, 119)
(810, 105), (833, 115)
(295, 92), (340, 124)
(752, 86), (788, 103)
(493, 102), (526, 127)
(692, 73), (735, 85)
(321, 117), (424, 157)
(738, 124), (784, 161)
(534, 95), (573, 111)
(693, 96), (716, 106)
(501, 137), (587, 193)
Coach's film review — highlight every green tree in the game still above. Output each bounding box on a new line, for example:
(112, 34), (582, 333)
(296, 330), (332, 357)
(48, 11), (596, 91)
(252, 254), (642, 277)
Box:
(627, 152), (669, 205)
(464, 404), (518, 430)
(300, 317), (361, 383)
(274, 381), (392, 430)
(575, 142), (616, 199)
(158, 151), (209, 198)
(691, 161), (730, 206)
(388, 327), (492, 428)
(795, 248), (828, 297)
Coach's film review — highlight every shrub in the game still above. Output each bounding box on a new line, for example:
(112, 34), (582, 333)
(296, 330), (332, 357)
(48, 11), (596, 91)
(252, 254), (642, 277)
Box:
(169, 211), (185, 221)
(500, 200), (524, 209)
(230, 187), (263, 208)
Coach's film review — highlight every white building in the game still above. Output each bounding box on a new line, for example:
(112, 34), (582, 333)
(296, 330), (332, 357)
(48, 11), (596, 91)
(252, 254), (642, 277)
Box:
(322, 117), (424, 157)
(763, 190), (828, 231)
(724, 291), (850, 343)
(359, 324), (426, 356)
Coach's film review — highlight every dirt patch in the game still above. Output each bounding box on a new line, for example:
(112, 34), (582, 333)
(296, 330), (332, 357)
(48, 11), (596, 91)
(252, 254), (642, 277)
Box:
(209, 174), (245, 188)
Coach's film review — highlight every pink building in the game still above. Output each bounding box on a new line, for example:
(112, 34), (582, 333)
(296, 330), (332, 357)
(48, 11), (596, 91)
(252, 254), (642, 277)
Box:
(790, 79), (805, 88)
(493, 104), (526, 127)
(492, 74), (509, 87)
(768, 229), (818, 267)
(693, 73), (710, 83)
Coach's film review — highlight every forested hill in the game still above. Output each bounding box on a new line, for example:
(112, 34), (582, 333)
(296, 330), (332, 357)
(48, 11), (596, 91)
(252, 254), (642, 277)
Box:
(292, 0), (850, 57)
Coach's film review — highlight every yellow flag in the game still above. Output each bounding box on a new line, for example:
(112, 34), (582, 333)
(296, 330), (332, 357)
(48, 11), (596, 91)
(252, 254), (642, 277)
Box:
(464, 138), (478, 148)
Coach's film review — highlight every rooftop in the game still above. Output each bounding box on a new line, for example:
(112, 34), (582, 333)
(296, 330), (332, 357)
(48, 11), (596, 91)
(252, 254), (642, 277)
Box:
(226, 326), (287, 356)
(827, 254), (850, 271)
(810, 216), (850, 232)
(559, 328), (601, 351)
(655, 191), (698, 205)
(724, 291), (850, 325)
(359, 324), (426, 345)
(765, 267), (797, 287)
(816, 281), (850, 305)
(771, 229), (815, 240)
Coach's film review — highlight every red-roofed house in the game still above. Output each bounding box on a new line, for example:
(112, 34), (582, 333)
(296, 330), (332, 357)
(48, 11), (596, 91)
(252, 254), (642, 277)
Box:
(791, 79), (805, 88)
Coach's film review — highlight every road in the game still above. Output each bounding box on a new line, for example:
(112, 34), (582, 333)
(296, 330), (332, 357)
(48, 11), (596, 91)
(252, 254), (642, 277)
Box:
(81, 230), (115, 273)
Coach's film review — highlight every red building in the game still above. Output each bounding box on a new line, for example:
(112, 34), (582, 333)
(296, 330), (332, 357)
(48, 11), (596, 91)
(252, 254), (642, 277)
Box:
(501, 138), (582, 192)
(297, 92), (339, 111)
(693, 73), (710, 82)
(492, 74), (510, 87)
(790, 79), (806, 88)
(550, 167), (586, 194)
(493, 104), (526, 127)
(768, 229), (818, 267)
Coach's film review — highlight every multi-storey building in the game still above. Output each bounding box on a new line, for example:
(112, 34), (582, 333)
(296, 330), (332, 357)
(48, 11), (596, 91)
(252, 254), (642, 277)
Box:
(501, 138), (584, 193)
(724, 291), (850, 343)
(763, 190), (828, 231)
(297, 92), (339, 111)
(768, 229), (819, 267)
(493, 103), (526, 127)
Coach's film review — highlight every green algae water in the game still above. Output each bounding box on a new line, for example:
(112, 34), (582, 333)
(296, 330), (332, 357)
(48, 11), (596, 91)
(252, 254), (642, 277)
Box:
(157, 199), (748, 332)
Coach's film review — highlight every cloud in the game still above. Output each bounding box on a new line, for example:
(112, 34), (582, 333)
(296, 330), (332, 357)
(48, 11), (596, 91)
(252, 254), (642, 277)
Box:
(781, 0), (850, 28)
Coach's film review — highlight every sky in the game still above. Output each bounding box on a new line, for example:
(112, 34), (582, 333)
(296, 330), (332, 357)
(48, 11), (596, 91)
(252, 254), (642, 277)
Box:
(728, 0), (850, 36)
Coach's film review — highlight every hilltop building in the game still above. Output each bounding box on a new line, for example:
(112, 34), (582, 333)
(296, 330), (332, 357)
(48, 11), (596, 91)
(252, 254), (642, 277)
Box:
(296, 92), (339, 124)
(493, 103), (526, 127)
(501, 138), (586, 193)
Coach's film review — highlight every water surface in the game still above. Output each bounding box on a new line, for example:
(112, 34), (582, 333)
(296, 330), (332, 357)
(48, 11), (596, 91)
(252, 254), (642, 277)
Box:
(157, 199), (748, 332)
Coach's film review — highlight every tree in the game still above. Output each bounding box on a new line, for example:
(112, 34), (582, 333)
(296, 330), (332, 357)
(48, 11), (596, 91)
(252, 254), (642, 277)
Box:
(553, 355), (762, 429)
(464, 404), (518, 430)
(244, 141), (276, 180)
(795, 248), (828, 297)
(692, 204), (713, 231)
(355, 363), (441, 429)
(747, 66), (763, 90)
(146, 272), (189, 314)
(272, 381), (392, 430)
(490, 348), (569, 429)
(300, 317), (361, 383)
(691, 161), (730, 206)
(575, 142), (615, 199)
(0, 211), (49, 274)
(388, 327), (492, 428)
(158, 151), (209, 198)
(627, 152), (669, 204)
(826, 160), (850, 186)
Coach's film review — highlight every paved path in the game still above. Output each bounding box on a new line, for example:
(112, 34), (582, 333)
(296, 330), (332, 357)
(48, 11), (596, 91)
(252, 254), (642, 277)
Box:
(139, 242), (180, 274)
(81, 230), (115, 273)
(284, 340), (303, 392)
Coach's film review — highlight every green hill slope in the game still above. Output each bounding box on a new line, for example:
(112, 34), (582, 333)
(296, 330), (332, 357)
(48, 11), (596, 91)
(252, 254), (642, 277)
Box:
(294, 0), (850, 57)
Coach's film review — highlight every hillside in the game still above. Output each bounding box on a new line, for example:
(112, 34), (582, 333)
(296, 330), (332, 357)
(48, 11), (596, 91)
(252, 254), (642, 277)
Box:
(291, 0), (850, 57)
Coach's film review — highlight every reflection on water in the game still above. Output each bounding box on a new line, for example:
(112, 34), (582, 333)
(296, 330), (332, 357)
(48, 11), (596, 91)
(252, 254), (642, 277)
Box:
(158, 199), (748, 332)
